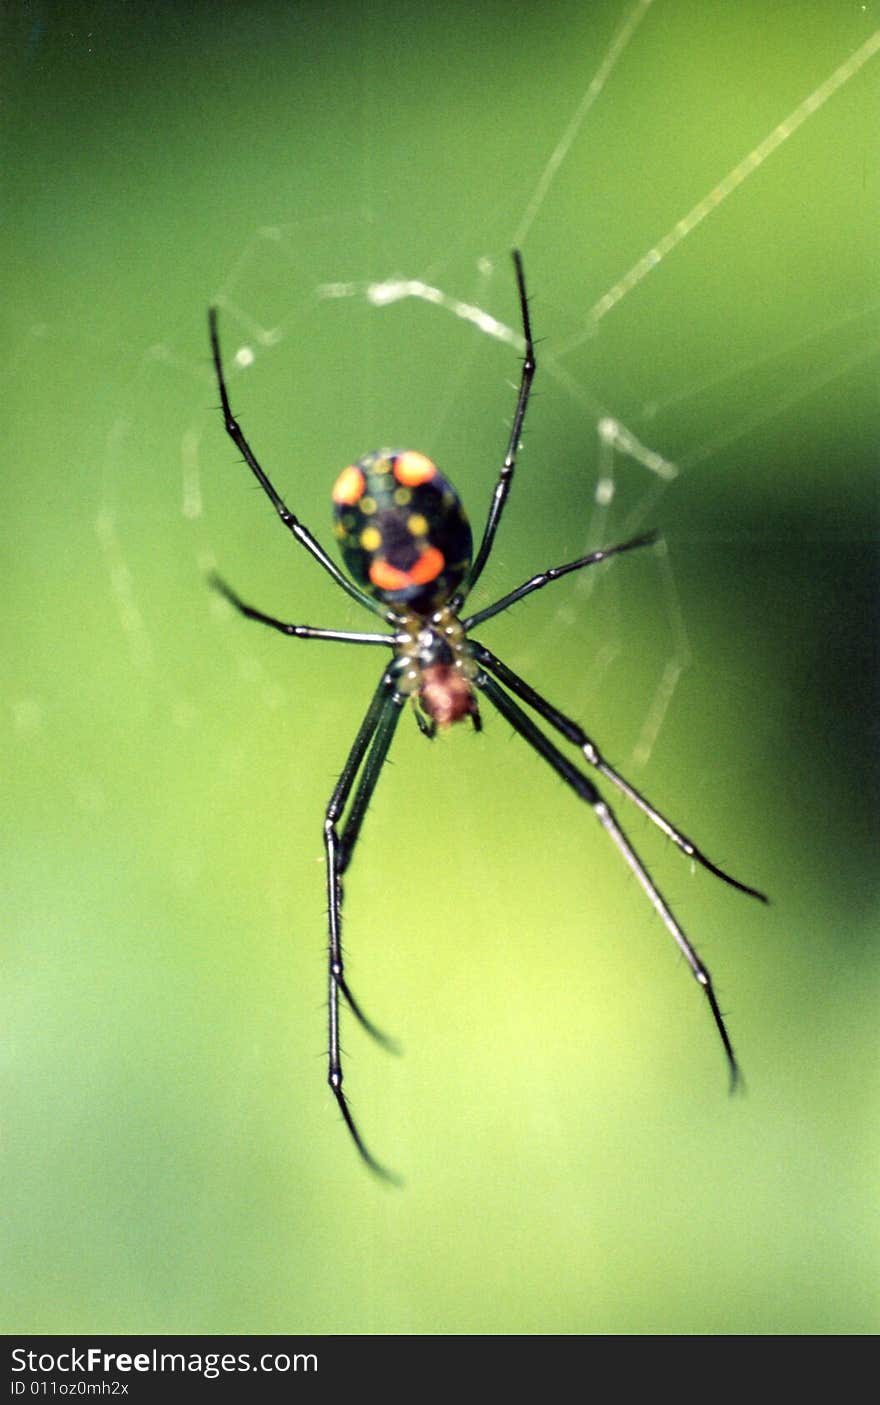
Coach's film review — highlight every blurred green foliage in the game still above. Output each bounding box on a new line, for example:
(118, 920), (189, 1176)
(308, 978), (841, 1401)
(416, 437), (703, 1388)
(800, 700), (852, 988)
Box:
(2, 0), (877, 1335)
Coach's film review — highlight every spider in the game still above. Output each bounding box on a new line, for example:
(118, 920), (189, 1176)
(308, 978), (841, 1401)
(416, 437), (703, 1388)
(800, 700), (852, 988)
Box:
(209, 251), (767, 1180)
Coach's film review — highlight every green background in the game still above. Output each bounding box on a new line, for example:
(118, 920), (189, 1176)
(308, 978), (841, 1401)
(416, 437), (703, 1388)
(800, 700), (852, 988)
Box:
(3, 0), (877, 1335)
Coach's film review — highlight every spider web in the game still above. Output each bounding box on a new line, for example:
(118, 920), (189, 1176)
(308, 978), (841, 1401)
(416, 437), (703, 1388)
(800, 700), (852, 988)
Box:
(4, 0), (879, 1340)
(94, 4), (879, 789)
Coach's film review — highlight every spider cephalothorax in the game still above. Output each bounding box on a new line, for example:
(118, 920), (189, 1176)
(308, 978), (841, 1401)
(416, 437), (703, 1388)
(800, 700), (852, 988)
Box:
(392, 604), (481, 734)
(209, 251), (767, 1181)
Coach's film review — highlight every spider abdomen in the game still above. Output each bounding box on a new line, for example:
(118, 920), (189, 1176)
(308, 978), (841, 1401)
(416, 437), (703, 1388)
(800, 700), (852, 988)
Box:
(332, 449), (472, 615)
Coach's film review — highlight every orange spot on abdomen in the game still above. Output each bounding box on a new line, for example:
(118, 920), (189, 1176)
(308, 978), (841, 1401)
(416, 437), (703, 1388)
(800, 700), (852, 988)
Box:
(393, 451), (436, 487)
(369, 545), (445, 591)
(332, 464), (366, 505)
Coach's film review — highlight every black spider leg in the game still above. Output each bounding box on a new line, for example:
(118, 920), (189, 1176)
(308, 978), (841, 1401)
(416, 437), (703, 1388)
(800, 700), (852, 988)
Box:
(325, 669), (405, 1181)
(473, 643), (767, 905)
(463, 531), (659, 631)
(475, 668), (742, 1090)
(210, 574), (401, 1175)
(454, 249), (535, 609)
(210, 574), (396, 648)
(209, 308), (393, 624)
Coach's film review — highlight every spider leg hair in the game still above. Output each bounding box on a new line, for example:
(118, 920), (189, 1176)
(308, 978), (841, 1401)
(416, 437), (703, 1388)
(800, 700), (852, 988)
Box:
(324, 670), (405, 1181)
(475, 668), (742, 1090)
(208, 308), (392, 623)
(464, 531), (659, 631)
(473, 644), (767, 904)
(455, 249), (535, 608)
(210, 573), (396, 646)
